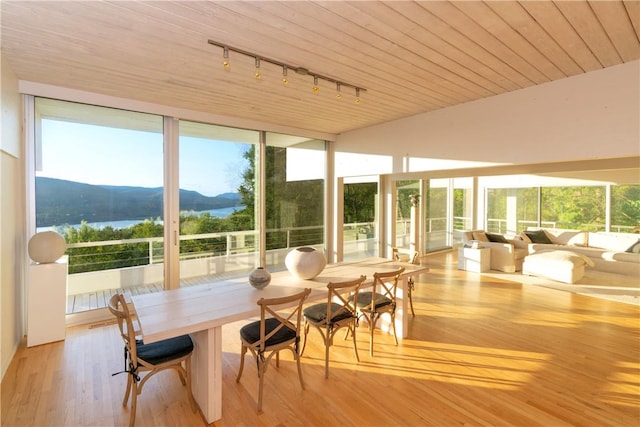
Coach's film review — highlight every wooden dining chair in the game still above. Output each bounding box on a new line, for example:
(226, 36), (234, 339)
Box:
(301, 275), (366, 378)
(236, 288), (312, 412)
(352, 267), (405, 356)
(108, 294), (197, 427)
(393, 248), (419, 316)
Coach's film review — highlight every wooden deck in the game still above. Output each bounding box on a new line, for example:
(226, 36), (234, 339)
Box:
(66, 269), (287, 314)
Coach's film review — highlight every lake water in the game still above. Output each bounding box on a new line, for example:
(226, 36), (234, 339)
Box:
(38, 206), (244, 231)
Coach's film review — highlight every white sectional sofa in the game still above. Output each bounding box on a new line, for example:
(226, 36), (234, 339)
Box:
(524, 228), (640, 277)
(461, 228), (640, 278)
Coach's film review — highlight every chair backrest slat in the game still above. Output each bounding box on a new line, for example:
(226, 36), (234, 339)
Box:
(255, 288), (311, 351)
(371, 267), (405, 310)
(327, 275), (366, 320)
(108, 293), (138, 363)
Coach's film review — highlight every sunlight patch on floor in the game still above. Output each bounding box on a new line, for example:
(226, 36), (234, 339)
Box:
(600, 360), (640, 407)
(511, 309), (583, 328)
(343, 339), (552, 390)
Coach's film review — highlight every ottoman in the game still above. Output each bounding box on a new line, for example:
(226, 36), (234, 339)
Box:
(522, 250), (595, 284)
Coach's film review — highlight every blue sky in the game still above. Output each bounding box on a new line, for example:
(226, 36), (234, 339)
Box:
(38, 120), (250, 197)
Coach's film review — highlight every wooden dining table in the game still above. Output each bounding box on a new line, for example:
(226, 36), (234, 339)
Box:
(131, 257), (428, 423)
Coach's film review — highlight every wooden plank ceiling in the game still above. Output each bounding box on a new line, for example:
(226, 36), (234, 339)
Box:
(1, 1), (639, 136)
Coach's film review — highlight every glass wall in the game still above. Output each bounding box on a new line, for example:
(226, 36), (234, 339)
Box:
(452, 177), (474, 244)
(611, 185), (640, 233)
(486, 187), (538, 234)
(31, 98), (328, 314)
(265, 133), (326, 269)
(485, 184), (639, 233)
(178, 121), (259, 284)
(424, 178), (450, 251)
(343, 179), (379, 259)
(541, 186), (606, 230)
(34, 98), (164, 313)
(395, 180), (419, 252)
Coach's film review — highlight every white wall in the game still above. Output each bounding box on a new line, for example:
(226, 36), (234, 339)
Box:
(1, 53), (25, 379)
(336, 61), (640, 175)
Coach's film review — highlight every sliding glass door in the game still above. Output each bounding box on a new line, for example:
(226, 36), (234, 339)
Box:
(264, 133), (326, 269)
(343, 178), (379, 260)
(178, 121), (259, 286)
(34, 98), (164, 313)
(31, 98), (329, 315)
(424, 178), (451, 252)
(395, 180), (419, 252)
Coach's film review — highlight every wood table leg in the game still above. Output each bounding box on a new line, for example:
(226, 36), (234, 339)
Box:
(398, 276), (408, 338)
(190, 327), (223, 423)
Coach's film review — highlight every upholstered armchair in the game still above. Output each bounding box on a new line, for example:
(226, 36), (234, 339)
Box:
(461, 230), (528, 273)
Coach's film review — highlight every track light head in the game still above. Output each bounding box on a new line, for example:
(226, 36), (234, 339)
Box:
(222, 46), (230, 70)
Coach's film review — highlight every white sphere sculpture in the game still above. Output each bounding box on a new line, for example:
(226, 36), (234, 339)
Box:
(28, 231), (66, 264)
(285, 247), (326, 280)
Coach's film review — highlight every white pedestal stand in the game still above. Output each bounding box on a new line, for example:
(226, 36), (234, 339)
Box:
(27, 257), (68, 347)
(409, 195), (420, 256)
(458, 247), (491, 273)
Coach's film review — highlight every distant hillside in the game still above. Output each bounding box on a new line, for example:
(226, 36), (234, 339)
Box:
(36, 177), (242, 227)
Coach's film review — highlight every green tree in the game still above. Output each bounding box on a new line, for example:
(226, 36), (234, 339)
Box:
(542, 186), (605, 230)
(232, 144), (326, 249)
(344, 183), (377, 224)
(396, 180), (418, 221)
(611, 185), (640, 231)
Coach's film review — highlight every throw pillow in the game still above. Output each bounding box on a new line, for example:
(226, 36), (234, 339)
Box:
(524, 229), (554, 244)
(472, 231), (489, 242)
(625, 240), (640, 254)
(486, 232), (508, 243)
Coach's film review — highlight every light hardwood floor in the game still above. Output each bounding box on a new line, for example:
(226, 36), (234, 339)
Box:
(3, 251), (639, 426)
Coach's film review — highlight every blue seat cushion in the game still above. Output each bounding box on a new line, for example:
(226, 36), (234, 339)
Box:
(304, 302), (354, 324)
(351, 291), (393, 310)
(240, 317), (296, 346)
(136, 334), (193, 365)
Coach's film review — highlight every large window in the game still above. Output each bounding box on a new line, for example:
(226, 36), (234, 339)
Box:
(611, 185), (640, 233)
(424, 178), (449, 252)
(265, 133), (326, 268)
(34, 98), (164, 313)
(453, 177), (474, 241)
(343, 179), (378, 259)
(178, 121), (258, 284)
(485, 183), (640, 233)
(541, 186), (606, 230)
(395, 180), (419, 252)
(31, 98), (328, 315)
(486, 188), (538, 234)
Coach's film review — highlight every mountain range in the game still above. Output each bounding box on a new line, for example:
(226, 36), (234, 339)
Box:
(36, 177), (242, 227)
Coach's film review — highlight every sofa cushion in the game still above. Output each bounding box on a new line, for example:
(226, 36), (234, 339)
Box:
(472, 231), (489, 242)
(588, 232), (640, 252)
(531, 249), (595, 268)
(601, 250), (640, 263)
(625, 240), (640, 254)
(542, 229), (588, 246)
(519, 232), (531, 244)
(524, 229), (554, 244)
(486, 232), (508, 243)
(523, 250), (592, 284)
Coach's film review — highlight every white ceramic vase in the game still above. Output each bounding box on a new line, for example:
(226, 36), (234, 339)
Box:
(248, 267), (271, 289)
(285, 247), (326, 280)
(28, 231), (66, 264)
